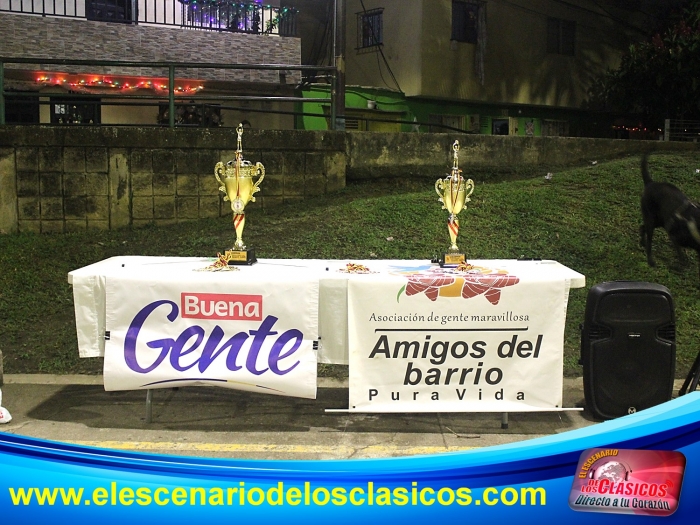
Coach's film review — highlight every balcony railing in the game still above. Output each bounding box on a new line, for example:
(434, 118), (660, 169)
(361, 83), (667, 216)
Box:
(0, 57), (338, 128)
(0, 0), (298, 35)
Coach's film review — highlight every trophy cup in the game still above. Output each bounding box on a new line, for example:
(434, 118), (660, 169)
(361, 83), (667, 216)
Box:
(214, 124), (265, 265)
(435, 140), (474, 267)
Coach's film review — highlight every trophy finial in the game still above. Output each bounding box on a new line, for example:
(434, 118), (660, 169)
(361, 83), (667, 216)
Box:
(452, 140), (462, 179)
(236, 123), (244, 155)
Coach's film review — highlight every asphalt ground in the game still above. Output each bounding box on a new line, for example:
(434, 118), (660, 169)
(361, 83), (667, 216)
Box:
(3, 374), (676, 460)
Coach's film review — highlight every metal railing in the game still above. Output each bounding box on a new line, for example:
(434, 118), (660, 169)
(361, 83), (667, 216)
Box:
(664, 119), (700, 142)
(0, 57), (337, 128)
(0, 0), (298, 35)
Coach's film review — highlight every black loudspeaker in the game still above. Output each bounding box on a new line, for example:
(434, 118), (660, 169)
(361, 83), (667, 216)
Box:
(581, 281), (676, 420)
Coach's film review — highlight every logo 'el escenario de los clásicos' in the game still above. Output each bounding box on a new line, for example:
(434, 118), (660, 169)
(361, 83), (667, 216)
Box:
(569, 448), (686, 516)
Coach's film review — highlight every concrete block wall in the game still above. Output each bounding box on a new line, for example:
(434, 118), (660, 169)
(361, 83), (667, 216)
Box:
(0, 127), (347, 234)
(345, 133), (700, 180)
(3, 126), (700, 235)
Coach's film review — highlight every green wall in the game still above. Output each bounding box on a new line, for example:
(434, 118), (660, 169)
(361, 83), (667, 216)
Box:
(298, 85), (551, 136)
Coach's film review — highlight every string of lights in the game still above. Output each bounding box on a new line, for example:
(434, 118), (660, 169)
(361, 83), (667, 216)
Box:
(35, 74), (204, 94)
(612, 125), (662, 133)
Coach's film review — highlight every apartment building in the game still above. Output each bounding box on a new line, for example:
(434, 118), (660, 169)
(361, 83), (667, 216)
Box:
(1, 1), (658, 136)
(298, 0), (654, 137)
(0, 0), (302, 128)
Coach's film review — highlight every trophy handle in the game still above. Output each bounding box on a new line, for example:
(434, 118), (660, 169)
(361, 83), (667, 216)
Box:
(464, 178), (475, 202)
(435, 179), (445, 200)
(249, 163), (265, 202)
(214, 161), (228, 199)
(254, 162), (265, 187)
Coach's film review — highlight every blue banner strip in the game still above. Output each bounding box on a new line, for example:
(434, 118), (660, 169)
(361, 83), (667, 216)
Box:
(1, 392), (699, 523)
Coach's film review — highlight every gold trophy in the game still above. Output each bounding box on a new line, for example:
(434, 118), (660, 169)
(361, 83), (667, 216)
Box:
(214, 124), (265, 265)
(435, 140), (474, 267)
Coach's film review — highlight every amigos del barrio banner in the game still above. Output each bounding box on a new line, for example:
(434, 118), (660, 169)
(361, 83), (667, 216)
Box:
(348, 261), (570, 412)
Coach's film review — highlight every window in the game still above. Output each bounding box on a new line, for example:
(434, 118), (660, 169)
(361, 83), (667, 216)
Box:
(3, 93), (40, 124)
(86, 0), (134, 23)
(357, 8), (383, 49)
(429, 114), (466, 133)
(547, 17), (575, 56)
(50, 97), (101, 125)
(452, 0), (479, 43)
(492, 118), (509, 135)
(157, 102), (223, 127)
(542, 119), (569, 137)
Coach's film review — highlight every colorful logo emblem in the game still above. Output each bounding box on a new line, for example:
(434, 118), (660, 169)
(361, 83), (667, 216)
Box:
(393, 265), (520, 305)
(569, 448), (686, 516)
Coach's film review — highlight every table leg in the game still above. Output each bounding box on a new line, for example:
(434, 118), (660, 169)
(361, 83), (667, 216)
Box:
(145, 389), (153, 424)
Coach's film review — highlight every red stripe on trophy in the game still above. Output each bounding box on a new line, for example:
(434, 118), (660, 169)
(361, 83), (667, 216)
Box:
(448, 221), (459, 237)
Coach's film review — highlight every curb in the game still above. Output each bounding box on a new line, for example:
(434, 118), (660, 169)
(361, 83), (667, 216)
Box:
(0, 374), (690, 394)
(2, 374), (103, 385)
(0, 374), (350, 388)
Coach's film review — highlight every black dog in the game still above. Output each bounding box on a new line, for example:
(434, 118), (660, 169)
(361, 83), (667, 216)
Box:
(640, 153), (700, 279)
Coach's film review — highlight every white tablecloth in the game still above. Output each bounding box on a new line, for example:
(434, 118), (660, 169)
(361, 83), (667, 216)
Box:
(69, 257), (585, 366)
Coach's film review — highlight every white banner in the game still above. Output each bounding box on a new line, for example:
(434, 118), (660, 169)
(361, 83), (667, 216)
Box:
(103, 272), (319, 399)
(348, 262), (570, 412)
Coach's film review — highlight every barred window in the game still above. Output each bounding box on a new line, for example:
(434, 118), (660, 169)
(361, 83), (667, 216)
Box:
(428, 114), (466, 133)
(452, 0), (479, 44)
(85, 0), (134, 23)
(3, 93), (40, 124)
(547, 17), (575, 56)
(358, 8), (383, 49)
(542, 119), (570, 137)
(50, 97), (101, 125)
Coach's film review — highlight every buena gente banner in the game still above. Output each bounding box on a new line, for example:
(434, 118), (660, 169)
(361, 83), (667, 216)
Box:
(103, 274), (319, 398)
(348, 263), (569, 412)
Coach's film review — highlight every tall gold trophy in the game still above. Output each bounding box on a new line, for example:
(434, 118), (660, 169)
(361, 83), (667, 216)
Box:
(214, 124), (265, 265)
(435, 140), (474, 267)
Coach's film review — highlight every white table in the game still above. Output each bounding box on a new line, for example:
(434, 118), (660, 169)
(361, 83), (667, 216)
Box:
(69, 257), (585, 419)
(69, 257), (584, 364)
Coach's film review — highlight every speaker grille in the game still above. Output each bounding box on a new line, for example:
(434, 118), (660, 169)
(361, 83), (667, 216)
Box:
(596, 291), (672, 322)
(581, 282), (675, 420)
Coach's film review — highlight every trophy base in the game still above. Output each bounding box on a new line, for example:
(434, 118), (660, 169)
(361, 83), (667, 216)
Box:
(440, 252), (465, 268)
(224, 248), (257, 265)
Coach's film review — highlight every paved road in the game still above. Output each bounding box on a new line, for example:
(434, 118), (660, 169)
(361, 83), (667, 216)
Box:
(0, 374), (622, 460)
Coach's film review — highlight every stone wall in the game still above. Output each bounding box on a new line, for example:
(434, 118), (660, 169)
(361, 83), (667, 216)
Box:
(0, 13), (301, 83)
(2, 126), (700, 234)
(0, 126), (346, 234)
(345, 133), (700, 180)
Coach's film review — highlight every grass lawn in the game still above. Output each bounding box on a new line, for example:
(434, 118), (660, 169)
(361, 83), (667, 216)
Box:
(1, 152), (700, 378)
